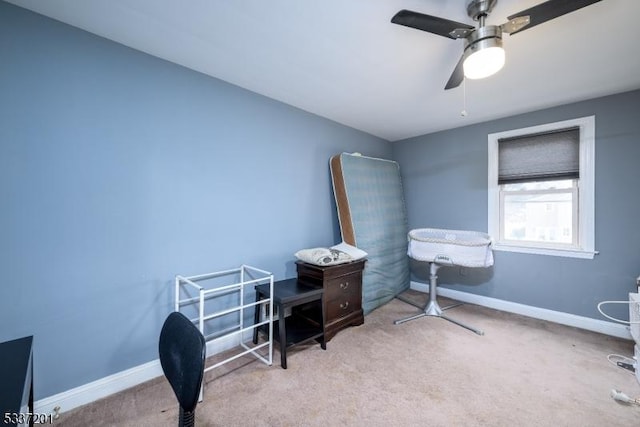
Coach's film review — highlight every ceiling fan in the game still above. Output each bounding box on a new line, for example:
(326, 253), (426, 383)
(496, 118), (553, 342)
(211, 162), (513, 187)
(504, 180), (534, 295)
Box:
(391, 0), (602, 90)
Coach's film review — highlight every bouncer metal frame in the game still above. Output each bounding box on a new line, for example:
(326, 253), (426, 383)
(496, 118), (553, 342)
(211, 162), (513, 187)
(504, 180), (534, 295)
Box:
(394, 262), (484, 335)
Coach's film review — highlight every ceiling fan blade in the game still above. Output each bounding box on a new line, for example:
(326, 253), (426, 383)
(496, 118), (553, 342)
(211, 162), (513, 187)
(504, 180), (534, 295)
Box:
(391, 9), (474, 40)
(506, 0), (602, 35)
(445, 55), (465, 90)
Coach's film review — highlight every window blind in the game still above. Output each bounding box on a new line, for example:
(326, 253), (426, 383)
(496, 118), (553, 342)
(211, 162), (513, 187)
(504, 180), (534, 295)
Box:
(498, 126), (579, 184)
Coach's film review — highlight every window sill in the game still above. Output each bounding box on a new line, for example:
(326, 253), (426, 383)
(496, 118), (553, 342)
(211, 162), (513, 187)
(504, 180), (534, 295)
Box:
(492, 243), (598, 259)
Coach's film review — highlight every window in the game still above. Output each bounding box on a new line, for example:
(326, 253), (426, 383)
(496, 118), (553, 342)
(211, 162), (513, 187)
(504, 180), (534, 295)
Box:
(488, 116), (596, 259)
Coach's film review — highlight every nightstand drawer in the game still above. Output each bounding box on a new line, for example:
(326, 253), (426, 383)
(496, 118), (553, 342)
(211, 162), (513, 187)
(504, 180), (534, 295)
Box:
(325, 273), (361, 302)
(326, 294), (360, 320)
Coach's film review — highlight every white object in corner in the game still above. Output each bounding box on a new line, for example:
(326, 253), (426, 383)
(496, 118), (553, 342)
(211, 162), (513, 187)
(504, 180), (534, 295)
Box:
(635, 344), (640, 385)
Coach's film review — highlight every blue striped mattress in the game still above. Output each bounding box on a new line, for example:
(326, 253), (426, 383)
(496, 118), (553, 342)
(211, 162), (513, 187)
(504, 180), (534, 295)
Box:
(330, 153), (410, 314)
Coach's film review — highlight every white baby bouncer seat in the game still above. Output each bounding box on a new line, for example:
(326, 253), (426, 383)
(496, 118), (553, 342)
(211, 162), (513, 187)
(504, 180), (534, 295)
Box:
(395, 228), (493, 335)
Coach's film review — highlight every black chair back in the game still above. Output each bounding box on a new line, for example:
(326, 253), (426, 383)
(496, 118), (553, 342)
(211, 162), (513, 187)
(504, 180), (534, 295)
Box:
(159, 312), (206, 427)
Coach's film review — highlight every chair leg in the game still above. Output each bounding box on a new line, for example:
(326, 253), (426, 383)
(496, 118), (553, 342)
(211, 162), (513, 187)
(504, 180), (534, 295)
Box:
(394, 262), (484, 335)
(179, 407), (195, 427)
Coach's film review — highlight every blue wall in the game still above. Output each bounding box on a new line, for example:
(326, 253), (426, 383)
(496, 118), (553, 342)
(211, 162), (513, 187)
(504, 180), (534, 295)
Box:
(0, 2), (391, 399)
(394, 89), (640, 322)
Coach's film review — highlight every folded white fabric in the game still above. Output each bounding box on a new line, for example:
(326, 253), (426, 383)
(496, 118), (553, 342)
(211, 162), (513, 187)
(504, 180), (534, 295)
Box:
(294, 242), (367, 266)
(330, 242), (367, 260)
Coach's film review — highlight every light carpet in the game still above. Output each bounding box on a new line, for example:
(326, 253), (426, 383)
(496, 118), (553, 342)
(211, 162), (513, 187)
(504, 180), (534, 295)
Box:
(57, 290), (640, 426)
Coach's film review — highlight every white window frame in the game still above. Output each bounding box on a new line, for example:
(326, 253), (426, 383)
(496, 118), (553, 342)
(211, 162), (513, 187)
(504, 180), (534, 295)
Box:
(488, 116), (596, 259)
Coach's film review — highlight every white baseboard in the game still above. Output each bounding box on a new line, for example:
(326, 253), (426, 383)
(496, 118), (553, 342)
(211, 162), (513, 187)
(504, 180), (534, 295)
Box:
(34, 358), (164, 415)
(410, 281), (632, 340)
(35, 331), (243, 415)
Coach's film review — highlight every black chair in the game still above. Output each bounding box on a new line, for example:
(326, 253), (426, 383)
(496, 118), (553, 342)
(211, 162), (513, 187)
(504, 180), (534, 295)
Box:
(159, 312), (206, 427)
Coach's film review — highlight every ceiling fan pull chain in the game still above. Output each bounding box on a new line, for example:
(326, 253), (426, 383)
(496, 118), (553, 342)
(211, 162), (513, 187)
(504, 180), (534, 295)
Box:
(461, 78), (468, 117)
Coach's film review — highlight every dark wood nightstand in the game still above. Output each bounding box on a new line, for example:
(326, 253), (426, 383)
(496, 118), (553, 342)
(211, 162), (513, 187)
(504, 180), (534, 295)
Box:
(296, 259), (366, 341)
(253, 278), (326, 369)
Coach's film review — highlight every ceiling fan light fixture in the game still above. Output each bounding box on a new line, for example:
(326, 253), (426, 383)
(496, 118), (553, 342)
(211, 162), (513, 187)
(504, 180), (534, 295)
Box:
(463, 37), (505, 80)
(391, 0), (603, 90)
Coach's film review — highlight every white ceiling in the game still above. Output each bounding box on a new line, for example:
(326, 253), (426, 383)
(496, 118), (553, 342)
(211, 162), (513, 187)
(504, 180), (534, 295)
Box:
(7, 0), (640, 141)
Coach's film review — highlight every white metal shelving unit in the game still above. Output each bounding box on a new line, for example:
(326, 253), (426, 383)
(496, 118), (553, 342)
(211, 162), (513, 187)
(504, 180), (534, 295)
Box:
(175, 264), (273, 393)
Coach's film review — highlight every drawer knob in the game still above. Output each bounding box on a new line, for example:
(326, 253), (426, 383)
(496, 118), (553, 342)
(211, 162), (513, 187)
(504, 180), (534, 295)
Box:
(340, 301), (350, 310)
(340, 282), (350, 290)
